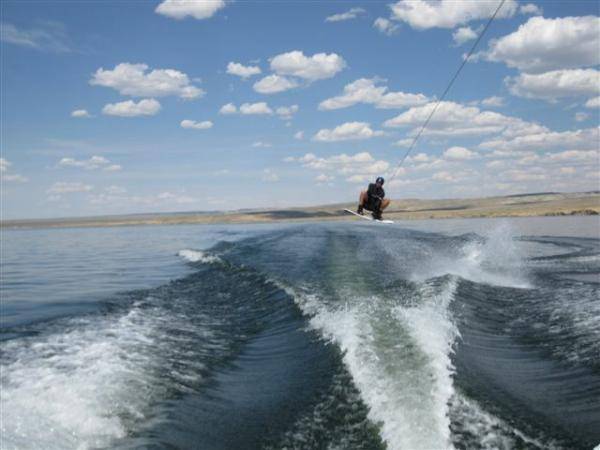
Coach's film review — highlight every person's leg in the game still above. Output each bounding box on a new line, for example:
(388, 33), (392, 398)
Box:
(357, 191), (367, 214)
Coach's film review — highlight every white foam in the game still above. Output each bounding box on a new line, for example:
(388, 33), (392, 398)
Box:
(177, 249), (221, 264)
(0, 303), (213, 450)
(298, 277), (459, 450)
(411, 221), (532, 289)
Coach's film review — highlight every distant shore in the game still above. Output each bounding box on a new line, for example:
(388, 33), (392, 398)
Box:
(2, 192), (599, 230)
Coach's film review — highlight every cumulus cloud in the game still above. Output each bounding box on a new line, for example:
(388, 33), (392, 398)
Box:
(276, 105), (299, 119)
(585, 97), (600, 109)
(575, 112), (589, 122)
(326, 8), (365, 22)
(226, 62), (261, 79)
(452, 26), (478, 46)
(262, 168), (280, 182)
(316, 173), (334, 183)
(181, 119), (213, 129)
(389, 0), (518, 30)
(290, 151), (389, 182)
(0, 158), (11, 172)
(313, 122), (384, 142)
(3, 174), (28, 182)
(443, 146), (477, 160)
(90, 63), (204, 99)
(519, 3), (543, 15)
(47, 181), (93, 194)
(252, 141), (271, 148)
(479, 127), (600, 153)
(0, 158), (28, 182)
(270, 50), (346, 81)
(1, 21), (71, 53)
(239, 102), (273, 115)
(219, 102), (275, 115)
(253, 74), (298, 94)
(481, 96), (505, 107)
(373, 17), (400, 36)
(59, 155), (121, 171)
(102, 99), (161, 117)
(294, 131), (304, 140)
(319, 78), (428, 111)
(506, 69), (600, 100)
(481, 16), (600, 73)
(155, 0), (226, 20)
(71, 109), (91, 118)
(384, 101), (542, 137)
(219, 103), (237, 114)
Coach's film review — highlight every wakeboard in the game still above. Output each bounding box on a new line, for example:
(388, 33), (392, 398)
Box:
(344, 209), (394, 224)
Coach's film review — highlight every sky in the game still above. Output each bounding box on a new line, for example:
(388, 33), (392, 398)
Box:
(1, 0), (599, 220)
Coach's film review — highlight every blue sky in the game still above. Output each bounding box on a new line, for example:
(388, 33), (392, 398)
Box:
(1, 0), (599, 219)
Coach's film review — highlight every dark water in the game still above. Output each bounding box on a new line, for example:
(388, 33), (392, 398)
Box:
(1, 217), (599, 450)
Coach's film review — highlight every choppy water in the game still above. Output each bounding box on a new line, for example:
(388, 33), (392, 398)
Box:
(1, 217), (599, 450)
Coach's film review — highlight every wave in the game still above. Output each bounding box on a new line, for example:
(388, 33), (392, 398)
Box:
(290, 276), (459, 450)
(177, 249), (222, 264)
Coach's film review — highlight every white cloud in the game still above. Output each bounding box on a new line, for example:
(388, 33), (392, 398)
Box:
(294, 131), (304, 140)
(482, 16), (600, 73)
(384, 101), (541, 137)
(105, 185), (127, 194)
(326, 7), (365, 22)
(389, 0), (518, 30)
(313, 122), (384, 142)
(90, 63), (204, 99)
(575, 112), (589, 122)
(432, 171), (460, 183)
(506, 69), (600, 100)
(585, 97), (600, 109)
(102, 99), (161, 117)
(0, 158), (28, 182)
(519, 3), (543, 15)
(560, 167), (576, 175)
(0, 158), (10, 172)
(452, 26), (478, 46)
(480, 127), (599, 152)
(71, 109), (91, 118)
(226, 62), (261, 79)
(270, 50), (346, 81)
(1, 21), (71, 53)
(180, 119), (213, 129)
(316, 173), (334, 183)
(319, 78), (428, 110)
(219, 103), (237, 114)
(545, 149), (599, 162)
(58, 156), (122, 172)
(252, 141), (271, 148)
(262, 168), (280, 182)
(47, 182), (93, 194)
(394, 138), (413, 148)
(3, 174), (29, 182)
(292, 151), (389, 181)
(253, 74), (298, 94)
(481, 96), (505, 107)
(276, 105), (298, 119)
(373, 17), (400, 36)
(239, 102), (273, 115)
(155, 0), (226, 20)
(443, 146), (477, 160)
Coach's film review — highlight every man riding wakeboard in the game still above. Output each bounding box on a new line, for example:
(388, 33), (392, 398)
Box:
(357, 176), (390, 220)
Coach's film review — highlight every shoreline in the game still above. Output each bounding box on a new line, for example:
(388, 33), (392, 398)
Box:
(2, 192), (599, 230)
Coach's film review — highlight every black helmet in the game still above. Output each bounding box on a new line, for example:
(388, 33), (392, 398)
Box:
(376, 176), (385, 185)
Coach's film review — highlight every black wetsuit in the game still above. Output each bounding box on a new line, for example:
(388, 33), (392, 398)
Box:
(365, 183), (385, 211)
